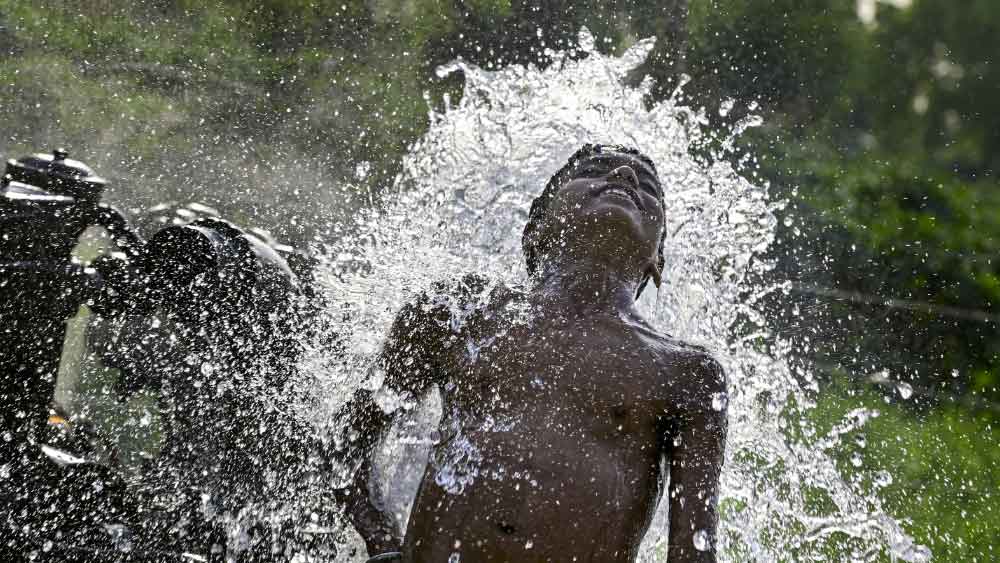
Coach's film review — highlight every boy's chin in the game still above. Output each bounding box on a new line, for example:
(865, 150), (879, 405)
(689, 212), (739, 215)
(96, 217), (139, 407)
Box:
(555, 215), (652, 259)
(576, 205), (648, 238)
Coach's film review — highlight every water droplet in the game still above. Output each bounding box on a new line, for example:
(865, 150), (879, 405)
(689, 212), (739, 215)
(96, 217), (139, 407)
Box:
(896, 382), (913, 400)
(693, 529), (710, 551)
(102, 523), (133, 553)
(576, 28), (596, 53)
(850, 453), (864, 468)
(874, 470), (894, 488)
(719, 98), (735, 117)
(525, 540), (534, 549)
(711, 392), (728, 411)
(355, 160), (371, 180)
(200, 362), (216, 376)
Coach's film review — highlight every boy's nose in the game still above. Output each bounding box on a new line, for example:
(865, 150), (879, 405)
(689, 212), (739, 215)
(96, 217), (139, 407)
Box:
(609, 165), (639, 189)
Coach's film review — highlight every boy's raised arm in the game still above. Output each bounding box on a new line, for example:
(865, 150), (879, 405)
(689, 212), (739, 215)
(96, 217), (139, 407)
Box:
(333, 390), (400, 555)
(334, 293), (451, 555)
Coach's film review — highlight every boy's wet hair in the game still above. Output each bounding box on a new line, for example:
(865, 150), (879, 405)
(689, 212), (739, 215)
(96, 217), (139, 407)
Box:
(521, 143), (665, 297)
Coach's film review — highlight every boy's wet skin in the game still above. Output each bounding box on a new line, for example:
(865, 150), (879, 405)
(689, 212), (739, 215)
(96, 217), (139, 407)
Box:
(342, 145), (727, 562)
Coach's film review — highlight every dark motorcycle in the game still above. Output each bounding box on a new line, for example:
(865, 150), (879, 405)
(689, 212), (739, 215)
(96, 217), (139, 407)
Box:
(0, 150), (336, 561)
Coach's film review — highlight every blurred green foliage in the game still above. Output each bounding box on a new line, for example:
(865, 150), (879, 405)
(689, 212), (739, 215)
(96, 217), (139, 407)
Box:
(1, 0), (997, 558)
(809, 379), (999, 562)
(683, 0), (1000, 407)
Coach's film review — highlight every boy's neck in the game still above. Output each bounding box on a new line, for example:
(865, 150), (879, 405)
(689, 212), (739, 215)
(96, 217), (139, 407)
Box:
(531, 258), (641, 316)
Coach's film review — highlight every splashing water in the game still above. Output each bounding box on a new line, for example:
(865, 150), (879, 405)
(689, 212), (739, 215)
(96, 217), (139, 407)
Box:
(307, 29), (930, 562)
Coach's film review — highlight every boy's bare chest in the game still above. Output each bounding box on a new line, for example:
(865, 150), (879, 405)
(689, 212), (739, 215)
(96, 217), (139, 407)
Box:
(441, 315), (677, 418)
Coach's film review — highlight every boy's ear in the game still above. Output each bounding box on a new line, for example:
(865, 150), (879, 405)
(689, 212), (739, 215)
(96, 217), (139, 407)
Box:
(635, 258), (662, 300)
(648, 261), (663, 289)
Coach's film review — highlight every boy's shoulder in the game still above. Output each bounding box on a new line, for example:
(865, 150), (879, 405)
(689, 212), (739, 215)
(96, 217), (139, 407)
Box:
(631, 320), (726, 391)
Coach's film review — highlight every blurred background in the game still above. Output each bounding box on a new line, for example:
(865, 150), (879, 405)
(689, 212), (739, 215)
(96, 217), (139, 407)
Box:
(0, 1), (996, 560)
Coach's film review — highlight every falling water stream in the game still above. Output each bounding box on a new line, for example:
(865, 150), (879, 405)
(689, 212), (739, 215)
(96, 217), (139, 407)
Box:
(301, 29), (931, 563)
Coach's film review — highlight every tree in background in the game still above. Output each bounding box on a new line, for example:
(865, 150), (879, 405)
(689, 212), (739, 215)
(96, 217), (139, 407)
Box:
(0, 0), (685, 244)
(684, 0), (1000, 409)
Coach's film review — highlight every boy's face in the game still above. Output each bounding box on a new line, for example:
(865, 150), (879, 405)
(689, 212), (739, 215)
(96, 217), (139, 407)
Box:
(544, 151), (664, 273)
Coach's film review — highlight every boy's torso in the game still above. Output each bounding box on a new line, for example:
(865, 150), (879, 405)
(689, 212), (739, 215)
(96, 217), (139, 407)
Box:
(401, 286), (707, 562)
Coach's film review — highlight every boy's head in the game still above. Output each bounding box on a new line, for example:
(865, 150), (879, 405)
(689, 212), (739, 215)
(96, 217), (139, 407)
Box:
(522, 144), (665, 298)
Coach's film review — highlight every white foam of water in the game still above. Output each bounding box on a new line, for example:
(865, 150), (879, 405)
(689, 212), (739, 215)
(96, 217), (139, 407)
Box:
(308, 28), (930, 563)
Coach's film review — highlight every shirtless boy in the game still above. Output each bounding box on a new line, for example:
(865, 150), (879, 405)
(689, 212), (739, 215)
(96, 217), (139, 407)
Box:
(338, 144), (728, 562)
